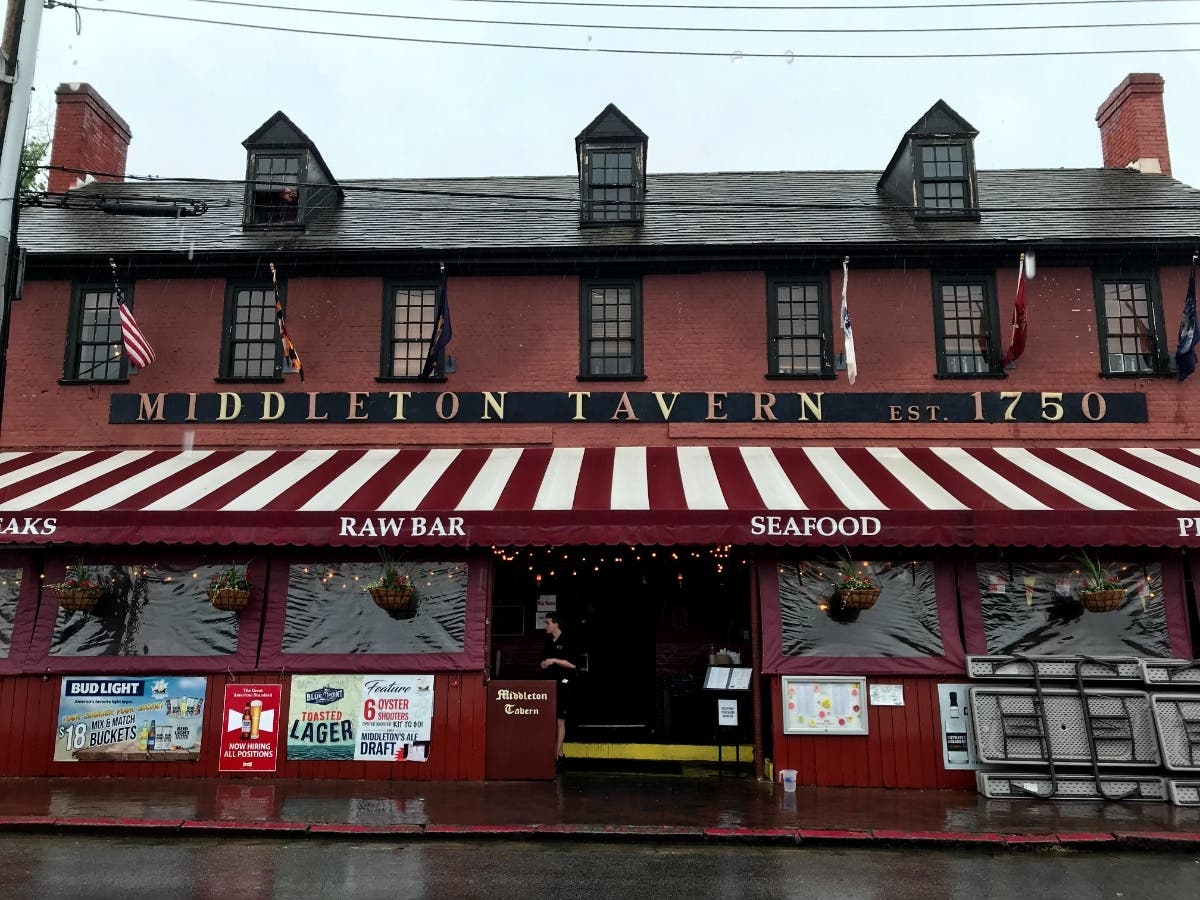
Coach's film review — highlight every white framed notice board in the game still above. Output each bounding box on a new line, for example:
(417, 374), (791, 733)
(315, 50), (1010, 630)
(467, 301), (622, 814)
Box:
(781, 676), (868, 735)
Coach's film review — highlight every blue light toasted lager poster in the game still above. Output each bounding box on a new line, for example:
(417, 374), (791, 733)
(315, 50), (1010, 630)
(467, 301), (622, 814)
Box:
(287, 674), (434, 762)
(54, 676), (207, 762)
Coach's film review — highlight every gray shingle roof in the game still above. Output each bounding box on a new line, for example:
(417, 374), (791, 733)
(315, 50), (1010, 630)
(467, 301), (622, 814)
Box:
(18, 168), (1200, 259)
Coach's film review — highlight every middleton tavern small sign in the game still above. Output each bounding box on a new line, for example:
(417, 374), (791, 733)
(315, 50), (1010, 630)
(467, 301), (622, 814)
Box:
(112, 389), (1146, 425)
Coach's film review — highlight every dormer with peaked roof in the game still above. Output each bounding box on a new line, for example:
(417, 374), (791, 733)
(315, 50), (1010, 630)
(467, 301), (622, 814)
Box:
(242, 111), (342, 228)
(878, 100), (980, 220)
(576, 104), (647, 226)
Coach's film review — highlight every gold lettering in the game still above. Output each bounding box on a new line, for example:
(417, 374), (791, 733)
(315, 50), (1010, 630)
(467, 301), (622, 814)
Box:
(185, 392), (198, 423)
(568, 391), (591, 422)
(753, 392), (777, 421)
(797, 392), (824, 422)
(388, 391), (412, 421)
(136, 393), (166, 422)
(347, 391), (369, 421)
(652, 391), (680, 421)
(481, 391), (507, 421)
(217, 392), (242, 422)
(925, 405), (941, 422)
(705, 392), (728, 422)
(435, 392), (460, 420)
(260, 392), (284, 422)
(611, 392), (639, 421)
(907, 405), (921, 421)
(889, 405), (903, 422)
(306, 391), (328, 422)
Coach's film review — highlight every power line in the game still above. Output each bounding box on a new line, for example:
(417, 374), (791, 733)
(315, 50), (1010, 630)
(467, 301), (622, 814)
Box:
(126, 0), (1200, 35)
(56, 3), (1200, 59)
(439, 0), (1200, 10)
(32, 165), (1200, 214)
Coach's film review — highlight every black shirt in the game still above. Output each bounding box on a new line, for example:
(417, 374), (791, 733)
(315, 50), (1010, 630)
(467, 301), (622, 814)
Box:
(541, 632), (572, 684)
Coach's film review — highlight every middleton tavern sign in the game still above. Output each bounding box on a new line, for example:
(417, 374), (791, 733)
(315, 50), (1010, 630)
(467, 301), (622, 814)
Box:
(111, 389), (1146, 426)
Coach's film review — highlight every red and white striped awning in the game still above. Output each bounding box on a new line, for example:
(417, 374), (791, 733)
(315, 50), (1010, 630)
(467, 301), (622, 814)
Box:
(0, 445), (1199, 548)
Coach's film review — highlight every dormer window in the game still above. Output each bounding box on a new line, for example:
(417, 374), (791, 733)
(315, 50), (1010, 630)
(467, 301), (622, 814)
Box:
(249, 153), (302, 224)
(242, 111), (341, 229)
(879, 100), (979, 220)
(576, 103), (647, 226)
(917, 142), (969, 212)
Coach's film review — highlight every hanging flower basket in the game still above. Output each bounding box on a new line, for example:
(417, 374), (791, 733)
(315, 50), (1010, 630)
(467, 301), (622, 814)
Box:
(49, 562), (105, 614)
(52, 586), (103, 614)
(1079, 588), (1125, 613)
(835, 586), (882, 610)
(207, 587), (251, 612)
(368, 585), (417, 616)
(207, 565), (252, 612)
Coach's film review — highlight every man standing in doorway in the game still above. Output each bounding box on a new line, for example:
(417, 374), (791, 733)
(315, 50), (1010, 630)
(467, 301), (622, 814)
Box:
(540, 612), (576, 762)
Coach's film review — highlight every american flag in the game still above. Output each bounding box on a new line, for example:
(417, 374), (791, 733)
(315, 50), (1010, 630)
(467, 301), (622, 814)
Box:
(118, 303), (155, 369)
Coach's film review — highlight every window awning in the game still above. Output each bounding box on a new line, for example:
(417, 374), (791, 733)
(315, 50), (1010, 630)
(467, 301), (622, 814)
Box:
(0, 446), (1197, 548)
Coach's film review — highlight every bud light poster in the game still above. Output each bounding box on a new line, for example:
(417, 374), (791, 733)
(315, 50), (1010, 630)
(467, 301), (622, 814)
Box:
(287, 674), (434, 762)
(54, 676), (207, 762)
(219, 684), (283, 773)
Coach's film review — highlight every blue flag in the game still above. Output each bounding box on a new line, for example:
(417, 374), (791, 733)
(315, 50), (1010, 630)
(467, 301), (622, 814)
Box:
(1176, 262), (1198, 382)
(419, 267), (451, 381)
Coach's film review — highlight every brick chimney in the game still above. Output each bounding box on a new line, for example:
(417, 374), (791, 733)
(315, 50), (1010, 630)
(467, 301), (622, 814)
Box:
(47, 83), (132, 193)
(1095, 73), (1171, 176)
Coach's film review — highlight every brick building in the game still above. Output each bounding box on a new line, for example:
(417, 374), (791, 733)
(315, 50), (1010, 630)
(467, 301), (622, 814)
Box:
(0, 73), (1197, 788)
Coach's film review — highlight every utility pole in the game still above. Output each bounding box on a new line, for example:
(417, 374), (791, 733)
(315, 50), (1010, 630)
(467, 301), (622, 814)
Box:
(0, 0), (43, 440)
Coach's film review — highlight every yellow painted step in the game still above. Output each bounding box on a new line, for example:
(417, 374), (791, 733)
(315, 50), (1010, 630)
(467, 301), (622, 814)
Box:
(563, 742), (754, 762)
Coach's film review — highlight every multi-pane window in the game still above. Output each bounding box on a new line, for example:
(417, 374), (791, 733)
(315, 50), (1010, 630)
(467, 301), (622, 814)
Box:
(768, 279), (830, 376)
(248, 154), (301, 224)
(918, 143), (969, 213)
(384, 285), (438, 379)
(221, 285), (280, 379)
(64, 284), (128, 381)
(933, 276), (1000, 376)
(1095, 276), (1167, 374)
(581, 279), (642, 377)
(585, 150), (637, 222)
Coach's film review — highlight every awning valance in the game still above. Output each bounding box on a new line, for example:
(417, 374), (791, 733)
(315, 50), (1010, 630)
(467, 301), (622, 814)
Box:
(0, 445), (1198, 548)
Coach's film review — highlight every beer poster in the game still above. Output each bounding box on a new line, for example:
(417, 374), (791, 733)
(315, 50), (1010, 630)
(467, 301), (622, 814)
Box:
(54, 676), (207, 762)
(287, 675), (434, 762)
(219, 684), (283, 773)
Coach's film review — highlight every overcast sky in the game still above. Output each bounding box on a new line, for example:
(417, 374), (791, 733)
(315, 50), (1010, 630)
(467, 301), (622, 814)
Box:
(26, 0), (1200, 187)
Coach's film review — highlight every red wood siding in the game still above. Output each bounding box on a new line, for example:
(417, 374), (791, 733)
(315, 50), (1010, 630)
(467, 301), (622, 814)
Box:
(769, 676), (975, 790)
(0, 672), (486, 781)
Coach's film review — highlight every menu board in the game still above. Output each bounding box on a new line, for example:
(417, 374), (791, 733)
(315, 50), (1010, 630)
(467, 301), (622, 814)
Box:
(781, 676), (869, 735)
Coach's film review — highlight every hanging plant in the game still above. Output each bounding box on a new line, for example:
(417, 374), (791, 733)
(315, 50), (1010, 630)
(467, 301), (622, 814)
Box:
(207, 564), (252, 612)
(366, 555), (417, 618)
(48, 561), (105, 614)
(1075, 551), (1125, 613)
(833, 554), (881, 611)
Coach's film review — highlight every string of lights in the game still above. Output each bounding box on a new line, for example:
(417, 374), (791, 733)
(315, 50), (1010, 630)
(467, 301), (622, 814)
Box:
(53, 2), (1200, 59)
(118, 0), (1200, 36)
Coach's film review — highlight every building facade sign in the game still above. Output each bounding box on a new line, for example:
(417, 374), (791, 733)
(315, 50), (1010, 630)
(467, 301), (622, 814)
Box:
(112, 389), (1147, 426)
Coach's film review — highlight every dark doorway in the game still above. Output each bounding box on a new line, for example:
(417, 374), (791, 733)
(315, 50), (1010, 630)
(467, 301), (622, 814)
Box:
(489, 546), (752, 747)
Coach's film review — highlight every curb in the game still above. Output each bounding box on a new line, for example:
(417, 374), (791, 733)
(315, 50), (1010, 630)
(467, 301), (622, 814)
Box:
(0, 816), (1196, 850)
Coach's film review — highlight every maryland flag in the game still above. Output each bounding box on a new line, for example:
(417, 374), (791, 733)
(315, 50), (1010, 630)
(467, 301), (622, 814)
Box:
(419, 265), (451, 381)
(270, 263), (304, 381)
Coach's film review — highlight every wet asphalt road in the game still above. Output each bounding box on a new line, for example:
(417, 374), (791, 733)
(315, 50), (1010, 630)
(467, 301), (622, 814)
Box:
(0, 835), (1196, 899)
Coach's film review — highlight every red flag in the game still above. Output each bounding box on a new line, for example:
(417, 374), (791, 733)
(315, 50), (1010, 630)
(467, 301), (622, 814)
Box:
(118, 303), (155, 369)
(1000, 257), (1028, 367)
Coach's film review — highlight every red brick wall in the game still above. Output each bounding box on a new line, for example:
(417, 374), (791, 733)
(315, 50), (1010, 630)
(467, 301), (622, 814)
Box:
(1095, 73), (1172, 176)
(47, 84), (132, 194)
(5, 265), (1197, 450)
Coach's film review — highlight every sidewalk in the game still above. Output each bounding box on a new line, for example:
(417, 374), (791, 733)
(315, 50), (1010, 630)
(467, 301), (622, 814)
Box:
(1, 772), (1198, 850)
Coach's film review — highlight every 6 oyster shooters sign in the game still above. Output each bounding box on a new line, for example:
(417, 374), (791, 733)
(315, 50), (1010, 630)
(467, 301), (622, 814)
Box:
(113, 389), (1146, 425)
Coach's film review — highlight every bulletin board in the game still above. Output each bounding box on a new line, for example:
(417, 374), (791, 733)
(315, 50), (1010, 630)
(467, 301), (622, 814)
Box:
(781, 675), (869, 735)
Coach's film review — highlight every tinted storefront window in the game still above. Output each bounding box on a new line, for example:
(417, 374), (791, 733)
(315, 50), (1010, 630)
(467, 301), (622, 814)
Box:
(50, 564), (240, 657)
(777, 560), (943, 659)
(977, 560), (1169, 657)
(282, 562), (467, 655)
(0, 567), (22, 658)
